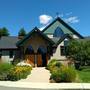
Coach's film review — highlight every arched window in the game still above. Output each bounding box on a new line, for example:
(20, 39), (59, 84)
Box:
(37, 46), (47, 54)
(53, 27), (64, 37)
(25, 45), (34, 54)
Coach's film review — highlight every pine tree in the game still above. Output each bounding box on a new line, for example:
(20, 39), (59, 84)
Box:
(0, 27), (10, 36)
(18, 28), (26, 36)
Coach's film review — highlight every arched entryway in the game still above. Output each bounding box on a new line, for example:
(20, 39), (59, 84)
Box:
(25, 45), (49, 67)
(37, 46), (47, 67)
(25, 45), (35, 67)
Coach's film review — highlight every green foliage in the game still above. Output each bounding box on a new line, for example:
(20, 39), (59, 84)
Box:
(48, 59), (77, 83)
(77, 66), (90, 82)
(12, 59), (20, 65)
(0, 63), (13, 80)
(47, 59), (57, 69)
(0, 27), (10, 36)
(50, 66), (77, 82)
(67, 40), (90, 69)
(7, 66), (32, 81)
(47, 59), (62, 72)
(18, 28), (26, 36)
(0, 63), (32, 81)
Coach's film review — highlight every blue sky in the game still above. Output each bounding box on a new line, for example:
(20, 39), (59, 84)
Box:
(0, 0), (90, 36)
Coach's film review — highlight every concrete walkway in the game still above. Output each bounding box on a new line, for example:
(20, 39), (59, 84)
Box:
(0, 82), (90, 90)
(18, 67), (51, 83)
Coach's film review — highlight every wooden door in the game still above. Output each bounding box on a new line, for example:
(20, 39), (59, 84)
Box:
(37, 54), (42, 67)
(25, 54), (35, 67)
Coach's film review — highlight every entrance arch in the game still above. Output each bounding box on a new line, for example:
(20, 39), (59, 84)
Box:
(25, 45), (35, 67)
(37, 46), (47, 67)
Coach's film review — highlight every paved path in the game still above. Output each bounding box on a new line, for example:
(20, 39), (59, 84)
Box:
(0, 82), (90, 90)
(18, 67), (51, 83)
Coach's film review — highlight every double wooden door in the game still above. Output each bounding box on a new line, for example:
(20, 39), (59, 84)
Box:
(25, 54), (49, 67)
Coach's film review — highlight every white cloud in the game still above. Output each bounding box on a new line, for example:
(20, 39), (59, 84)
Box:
(65, 16), (79, 24)
(39, 15), (53, 25)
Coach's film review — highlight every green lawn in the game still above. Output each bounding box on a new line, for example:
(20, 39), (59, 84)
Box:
(77, 66), (90, 83)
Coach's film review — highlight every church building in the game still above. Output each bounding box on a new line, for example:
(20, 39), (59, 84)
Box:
(0, 17), (84, 67)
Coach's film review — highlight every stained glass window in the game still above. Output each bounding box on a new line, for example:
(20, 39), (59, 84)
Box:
(53, 27), (64, 37)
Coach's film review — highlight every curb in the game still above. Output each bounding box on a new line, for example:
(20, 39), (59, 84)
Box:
(0, 81), (90, 90)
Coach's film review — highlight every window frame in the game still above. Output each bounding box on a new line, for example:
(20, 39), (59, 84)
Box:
(60, 46), (67, 56)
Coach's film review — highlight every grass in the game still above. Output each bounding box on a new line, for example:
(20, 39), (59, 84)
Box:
(77, 66), (90, 83)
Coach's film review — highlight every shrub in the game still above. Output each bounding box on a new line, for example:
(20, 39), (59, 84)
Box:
(74, 61), (81, 70)
(47, 59), (62, 72)
(12, 59), (21, 65)
(7, 66), (32, 81)
(0, 63), (13, 80)
(50, 66), (77, 82)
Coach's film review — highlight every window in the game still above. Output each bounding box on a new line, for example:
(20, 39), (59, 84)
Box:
(25, 45), (34, 54)
(60, 46), (67, 56)
(53, 27), (64, 37)
(9, 51), (13, 58)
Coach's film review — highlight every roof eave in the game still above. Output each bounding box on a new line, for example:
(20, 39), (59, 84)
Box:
(42, 17), (84, 39)
(16, 27), (55, 46)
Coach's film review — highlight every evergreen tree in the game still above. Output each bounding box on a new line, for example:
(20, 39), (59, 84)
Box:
(0, 27), (10, 36)
(18, 28), (26, 36)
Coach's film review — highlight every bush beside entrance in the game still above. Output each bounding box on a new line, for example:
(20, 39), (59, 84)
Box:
(47, 59), (77, 83)
(50, 66), (77, 82)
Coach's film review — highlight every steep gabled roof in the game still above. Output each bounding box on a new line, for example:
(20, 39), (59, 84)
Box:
(55, 34), (73, 46)
(16, 27), (55, 46)
(42, 17), (84, 39)
(0, 36), (19, 49)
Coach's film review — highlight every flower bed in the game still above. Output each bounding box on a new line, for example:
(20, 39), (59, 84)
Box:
(0, 63), (32, 81)
(7, 66), (32, 81)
